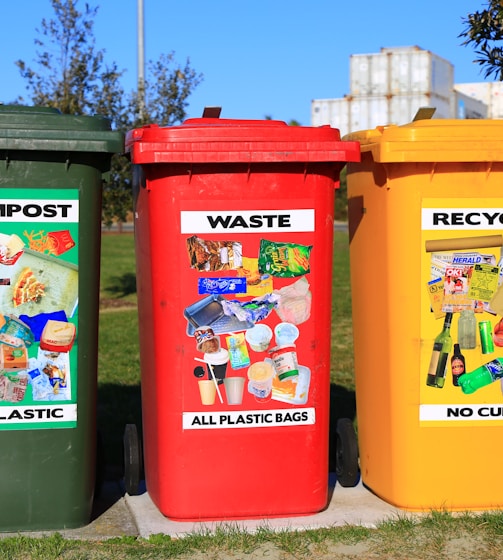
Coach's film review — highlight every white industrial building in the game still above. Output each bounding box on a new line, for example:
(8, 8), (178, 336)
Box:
(311, 45), (502, 136)
(453, 81), (503, 118)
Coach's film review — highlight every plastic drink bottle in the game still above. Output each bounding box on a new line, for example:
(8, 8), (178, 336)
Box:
(451, 343), (465, 387)
(458, 309), (476, 349)
(426, 312), (453, 388)
(458, 357), (503, 394)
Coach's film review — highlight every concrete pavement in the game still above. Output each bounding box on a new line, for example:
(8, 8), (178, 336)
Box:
(124, 478), (407, 539)
(0, 476), (411, 540)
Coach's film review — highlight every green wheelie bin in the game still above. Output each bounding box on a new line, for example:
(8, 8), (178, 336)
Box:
(0, 105), (123, 531)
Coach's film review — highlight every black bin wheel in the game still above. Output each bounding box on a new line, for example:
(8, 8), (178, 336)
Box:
(123, 423), (143, 496)
(335, 417), (359, 487)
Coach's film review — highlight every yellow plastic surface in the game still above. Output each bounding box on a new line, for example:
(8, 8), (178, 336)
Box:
(346, 119), (503, 511)
(345, 120), (503, 163)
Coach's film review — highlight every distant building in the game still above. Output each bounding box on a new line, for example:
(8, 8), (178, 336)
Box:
(453, 82), (503, 119)
(311, 45), (498, 135)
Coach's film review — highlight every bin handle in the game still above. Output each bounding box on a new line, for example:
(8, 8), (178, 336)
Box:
(412, 107), (436, 121)
(202, 107), (222, 119)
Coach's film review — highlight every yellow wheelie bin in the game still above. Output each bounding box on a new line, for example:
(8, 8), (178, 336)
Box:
(345, 119), (503, 511)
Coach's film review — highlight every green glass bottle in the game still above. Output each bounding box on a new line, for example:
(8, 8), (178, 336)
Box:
(458, 358), (503, 394)
(426, 312), (453, 388)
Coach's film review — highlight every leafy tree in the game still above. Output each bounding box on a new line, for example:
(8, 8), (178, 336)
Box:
(16, 1), (108, 114)
(16, 0), (203, 227)
(460, 0), (503, 80)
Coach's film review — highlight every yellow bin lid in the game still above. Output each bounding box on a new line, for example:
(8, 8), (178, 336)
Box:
(343, 119), (503, 163)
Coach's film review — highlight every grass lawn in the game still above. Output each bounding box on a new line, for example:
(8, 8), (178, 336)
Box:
(98, 234), (140, 475)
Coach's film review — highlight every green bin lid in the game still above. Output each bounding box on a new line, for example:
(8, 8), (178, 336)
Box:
(0, 105), (123, 153)
(343, 119), (503, 163)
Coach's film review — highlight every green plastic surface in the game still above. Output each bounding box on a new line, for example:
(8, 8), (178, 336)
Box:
(0, 105), (123, 531)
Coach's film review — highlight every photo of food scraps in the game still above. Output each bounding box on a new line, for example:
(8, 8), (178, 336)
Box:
(0, 227), (79, 413)
(186, 235), (243, 272)
(0, 228), (78, 316)
(0, 312), (76, 404)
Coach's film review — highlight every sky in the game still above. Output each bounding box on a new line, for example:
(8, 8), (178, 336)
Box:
(0, 0), (495, 126)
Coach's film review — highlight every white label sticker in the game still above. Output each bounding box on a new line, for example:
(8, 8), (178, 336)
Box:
(420, 403), (503, 421)
(183, 407), (316, 430)
(0, 404), (77, 424)
(0, 200), (79, 222)
(181, 209), (315, 234)
(422, 208), (503, 230)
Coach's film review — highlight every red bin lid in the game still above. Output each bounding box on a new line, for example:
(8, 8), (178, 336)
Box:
(126, 117), (360, 164)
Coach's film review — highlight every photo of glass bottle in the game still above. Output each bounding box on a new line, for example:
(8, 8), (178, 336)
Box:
(458, 309), (476, 349)
(451, 343), (465, 387)
(426, 312), (453, 388)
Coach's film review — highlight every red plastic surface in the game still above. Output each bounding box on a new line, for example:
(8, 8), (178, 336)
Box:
(128, 118), (360, 520)
(126, 118), (360, 164)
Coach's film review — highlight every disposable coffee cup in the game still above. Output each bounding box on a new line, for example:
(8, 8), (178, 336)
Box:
(204, 348), (229, 384)
(198, 379), (216, 405)
(245, 324), (273, 352)
(224, 376), (245, 405)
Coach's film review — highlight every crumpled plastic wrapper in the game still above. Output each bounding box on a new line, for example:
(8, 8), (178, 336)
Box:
(0, 372), (28, 402)
(221, 293), (279, 324)
(258, 239), (312, 278)
(274, 277), (312, 325)
(0, 314), (35, 347)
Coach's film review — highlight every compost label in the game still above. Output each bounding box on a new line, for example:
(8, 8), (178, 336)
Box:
(0, 189), (79, 430)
